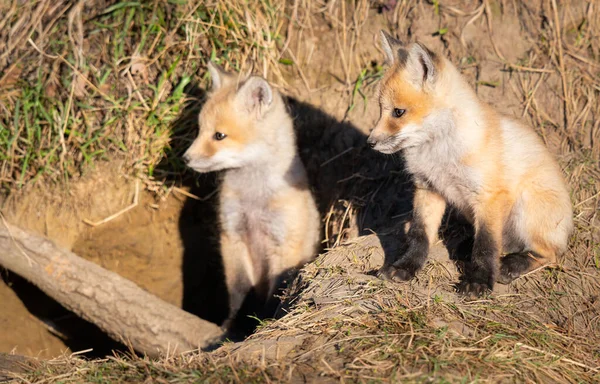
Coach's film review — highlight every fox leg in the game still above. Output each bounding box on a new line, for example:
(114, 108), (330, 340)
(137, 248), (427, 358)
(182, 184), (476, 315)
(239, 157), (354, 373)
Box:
(498, 189), (571, 284)
(497, 247), (557, 284)
(379, 187), (446, 282)
(220, 232), (254, 324)
(457, 193), (509, 296)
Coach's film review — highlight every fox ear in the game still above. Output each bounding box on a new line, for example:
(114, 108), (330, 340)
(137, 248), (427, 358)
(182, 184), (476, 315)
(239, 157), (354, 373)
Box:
(379, 30), (404, 66)
(207, 61), (234, 91)
(236, 76), (273, 116)
(405, 42), (437, 88)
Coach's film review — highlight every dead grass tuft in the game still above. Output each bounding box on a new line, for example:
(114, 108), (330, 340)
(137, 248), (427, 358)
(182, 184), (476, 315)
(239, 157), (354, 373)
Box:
(0, 0), (294, 196)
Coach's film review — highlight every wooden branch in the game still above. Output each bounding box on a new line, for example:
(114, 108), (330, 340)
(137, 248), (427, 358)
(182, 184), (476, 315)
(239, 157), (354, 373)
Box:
(0, 222), (224, 358)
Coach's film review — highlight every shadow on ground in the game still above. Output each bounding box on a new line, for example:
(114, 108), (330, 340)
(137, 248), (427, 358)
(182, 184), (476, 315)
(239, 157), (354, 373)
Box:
(156, 82), (427, 341)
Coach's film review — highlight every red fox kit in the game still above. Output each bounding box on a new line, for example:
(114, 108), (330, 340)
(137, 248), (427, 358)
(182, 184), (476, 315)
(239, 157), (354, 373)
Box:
(183, 63), (320, 322)
(368, 32), (573, 296)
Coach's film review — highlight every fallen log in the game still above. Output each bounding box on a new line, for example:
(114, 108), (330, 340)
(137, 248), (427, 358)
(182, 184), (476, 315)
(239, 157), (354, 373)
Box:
(0, 222), (224, 358)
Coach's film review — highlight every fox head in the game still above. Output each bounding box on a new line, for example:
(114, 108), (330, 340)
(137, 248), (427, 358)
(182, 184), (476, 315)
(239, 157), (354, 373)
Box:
(367, 31), (444, 154)
(183, 62), (280, 173)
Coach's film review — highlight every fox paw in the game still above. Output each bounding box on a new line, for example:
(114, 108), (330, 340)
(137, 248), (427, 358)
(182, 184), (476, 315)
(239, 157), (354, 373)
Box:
(377, 264), (415, 283)
(456, 281), (492, 298)
(497, 253), (533, 284)
(497, 266), (518, 285)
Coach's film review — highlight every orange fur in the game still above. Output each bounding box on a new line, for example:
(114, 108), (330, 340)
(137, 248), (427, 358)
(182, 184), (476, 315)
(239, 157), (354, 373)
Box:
(370, 33), (573, 293)
(412, 186), (446, 245)
(382, 73), (433, 126)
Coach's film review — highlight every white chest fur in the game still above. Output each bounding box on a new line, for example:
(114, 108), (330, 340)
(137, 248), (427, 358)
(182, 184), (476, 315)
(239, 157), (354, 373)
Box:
(402, 126), (482, 215)
(220, 170), (287, 259)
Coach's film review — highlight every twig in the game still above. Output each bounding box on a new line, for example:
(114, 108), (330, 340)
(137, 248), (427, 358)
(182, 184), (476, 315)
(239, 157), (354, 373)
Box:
(515, 342), (599, 372)
(69, 348), (94, 357)
(172, 187), (218, 201)
(59, 73), (75, 170)
(521, 55), (552, 118)
(335, 26), (350, 86)
(125, 70), (151, 111)
(278, 0), (299, 60)
(27, 38), (117, 105)
(0, 211), (35, 267)
(550, 0), (570, 131)
(459, 4), (485, 48)
(574, 190), (600, 208)
(83, 181), (140, 227)
(333, 202), (352, 248)
(320, 147), (354, 167)
(566, 48), (600, 69)
(483, 0), (554, 74)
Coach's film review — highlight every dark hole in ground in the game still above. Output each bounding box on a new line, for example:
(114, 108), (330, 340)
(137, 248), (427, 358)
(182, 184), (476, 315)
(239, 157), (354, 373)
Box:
(1, 271), (125, 358)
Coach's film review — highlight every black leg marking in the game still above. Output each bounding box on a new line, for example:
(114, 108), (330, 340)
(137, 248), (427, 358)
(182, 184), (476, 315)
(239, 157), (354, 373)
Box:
(450, 236), (474, 264)
(378, 215), (429, 282)
(457, 225), (498, 297)
(498, 251), (544, 284)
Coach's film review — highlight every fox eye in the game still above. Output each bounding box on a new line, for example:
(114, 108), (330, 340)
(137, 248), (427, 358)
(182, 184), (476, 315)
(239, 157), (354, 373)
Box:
(392, 108), (406, 118)
(214, 132), (227, 141)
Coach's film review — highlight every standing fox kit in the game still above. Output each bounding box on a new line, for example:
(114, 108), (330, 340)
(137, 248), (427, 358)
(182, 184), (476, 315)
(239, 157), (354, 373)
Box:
(368, 32), (573, 296)
(184, 62), (320, 322)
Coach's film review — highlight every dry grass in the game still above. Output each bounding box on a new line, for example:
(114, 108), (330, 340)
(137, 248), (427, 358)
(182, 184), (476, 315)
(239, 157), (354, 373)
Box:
(0, 0), (292, 195)
(10, 237), (600, 382)
(1, 0), (600, 382)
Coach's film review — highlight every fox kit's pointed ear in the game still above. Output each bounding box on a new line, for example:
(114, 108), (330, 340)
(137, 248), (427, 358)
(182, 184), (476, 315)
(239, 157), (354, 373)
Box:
(379, 30), (404, 66)
(237, 76), (273, 116)
(406, 42), (437, 88)
(207, 61), (234, 91)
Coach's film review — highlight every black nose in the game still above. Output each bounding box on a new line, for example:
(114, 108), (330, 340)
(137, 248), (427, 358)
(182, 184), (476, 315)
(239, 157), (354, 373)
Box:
(367, 138), (377, 148)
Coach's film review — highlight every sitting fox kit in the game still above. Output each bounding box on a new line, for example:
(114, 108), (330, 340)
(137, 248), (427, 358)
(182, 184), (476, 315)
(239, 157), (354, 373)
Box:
(184, 62), (320, 322)
(368, 32), (573, 296)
